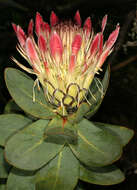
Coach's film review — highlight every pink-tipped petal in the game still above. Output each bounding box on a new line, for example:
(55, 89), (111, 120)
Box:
(98, 33), (103, 56)
(28, 19), (34, 36)
(98, 49), (109, 67)
(69, 55), (76, 72)
(50, 11), (59, 26)
(90, 33), (100, 55)
(50, 31), (63, 61)
(35, 12), (43, 36)
(72, 34), (82, 55)
(26, 37), (39, 63)
(38, 34), (47, 54)
(101, 15), (107, 33)
(17, 25), (27, 48)
(74, 10), (81, 26)
(83, 17), (92, 37)
(106, 25), (120, 49)
(12, 23), (17, 33)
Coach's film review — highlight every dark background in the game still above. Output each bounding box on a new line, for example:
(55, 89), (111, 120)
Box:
(0, 0), (137, 189)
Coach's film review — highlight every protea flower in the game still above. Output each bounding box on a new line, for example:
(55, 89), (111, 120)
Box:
(12, 11), (119, 112)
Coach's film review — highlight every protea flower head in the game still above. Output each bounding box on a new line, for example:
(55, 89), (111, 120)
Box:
(12, 11), (119, 112)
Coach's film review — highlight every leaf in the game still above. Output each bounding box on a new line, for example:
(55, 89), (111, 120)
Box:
(85, 65), (110, 118)
(0, 114), (32, 147)
(6, 168), (35, 190)
(4, 99), (22, 114)
(68, 103), (90, 124)
(5, 119), (64, 171)
(35, 146), (79, 190)
(0, 184), (6, 190)
(93, 122), (134, 146)
(79, 164), (125, 185)
(5, 68), (56, 119)
(44, 117), (77, 145)
(0, 147), (11, 178)
(69, 119), (122, 167)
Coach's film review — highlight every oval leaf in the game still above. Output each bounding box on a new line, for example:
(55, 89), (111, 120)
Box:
(4, 99), (22, 114)
(35, 146), (79, 190)
(69, 119), (122, 167)
(80, 164), (125, 185)
(0, 147), (11, 178)
(5, 68), (56, 119)
(5, 119), (64, 171)
(93, 122), (134, 146)
(7, 168), (35, 190)
(0, 184), (6, 190)
(0, 114), (32, 147)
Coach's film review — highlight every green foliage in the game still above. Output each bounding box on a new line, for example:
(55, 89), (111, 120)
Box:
(69, 119), (122, 167)
(6, 168), (35, 190)
(0, 67), (133, 189)
(35, 146), (79, 190)
(5, 68), (56, 119)
(0, 147), (11, 178)
(44, 117), (77, 145)
(68, 102), (90, 124)
(79, 164), (125, 185)
(4, 99), (22, 114)
(93, 122), (134, 146)
(0, 114), (32, 147)
(5, 119), (64, 171)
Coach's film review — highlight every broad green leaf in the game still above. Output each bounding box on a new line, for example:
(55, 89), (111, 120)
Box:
(0, 147), (11, 178)
(5, 68), (56, 119)
(4, 100), (37, 121)
(68, 103), (90, 124)
(4, 99), (22, 114)
(70, 119), (122, 167)
(86, 65), (110, 118)
(0, 184), (6, 190)
(5, 119), (64, 171)
(44, 117), (77, 145)
(0, 114), (32, 147)
(94, 122), (134, 146)
(35, 146), (79, 190)
(79, 164), (125, 185)
(7, 168), (35, 190)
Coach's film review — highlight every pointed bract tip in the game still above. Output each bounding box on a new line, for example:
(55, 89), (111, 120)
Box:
(83, 17), (92, 36)
(12, 23), (17, 33)
(74, 10), (81, 26)
(28, 19), (34, 36)
(102, 14), (108, 33)
(50, 11), (59, 26)
(35, 12), (43, 35)
(106, 24), (120, 49)
(16, 25), (26, 48)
